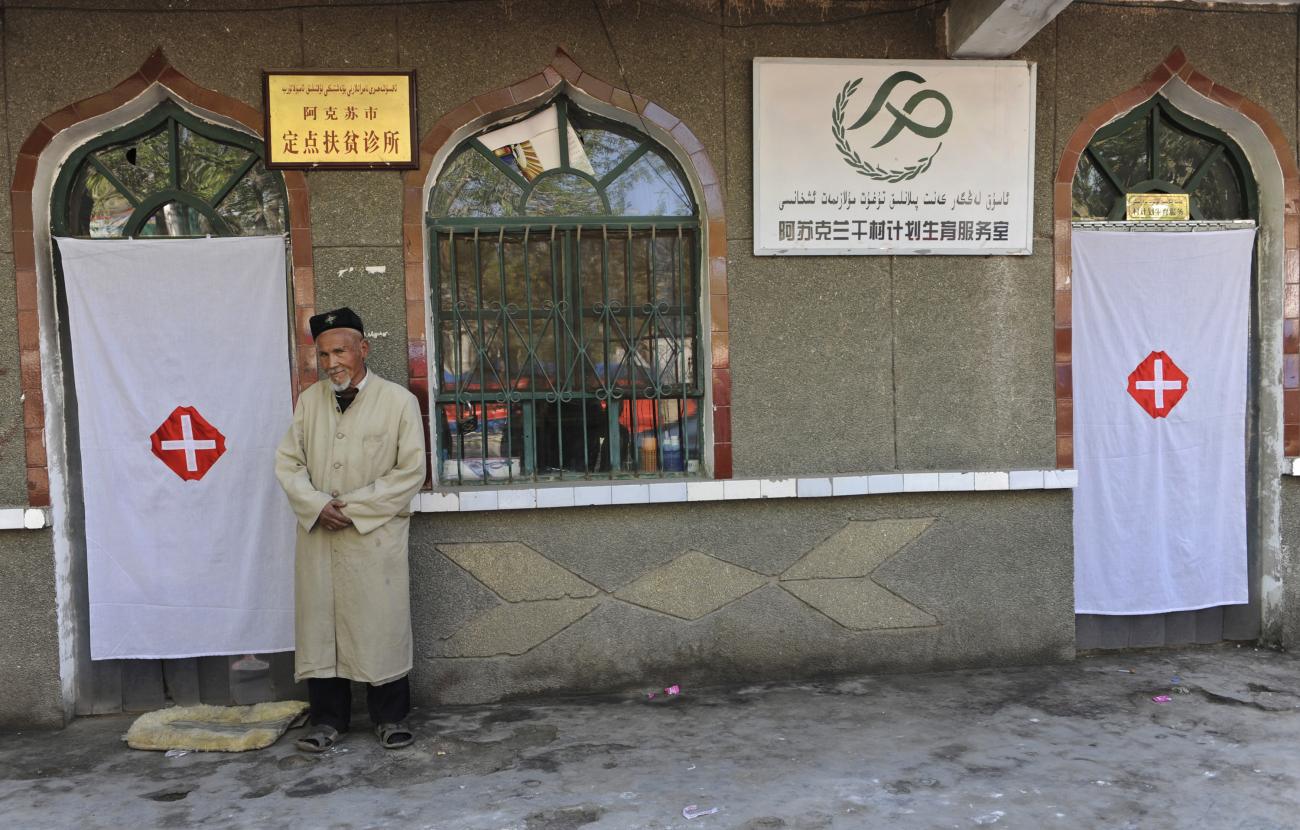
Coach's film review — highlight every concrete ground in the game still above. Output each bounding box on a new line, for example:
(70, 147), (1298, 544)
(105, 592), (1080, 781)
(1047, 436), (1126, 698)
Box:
(1, 645), (1298, 830)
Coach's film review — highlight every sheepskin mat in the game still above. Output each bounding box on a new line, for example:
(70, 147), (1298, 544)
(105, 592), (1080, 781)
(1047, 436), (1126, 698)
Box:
(125, 700), (310, 752)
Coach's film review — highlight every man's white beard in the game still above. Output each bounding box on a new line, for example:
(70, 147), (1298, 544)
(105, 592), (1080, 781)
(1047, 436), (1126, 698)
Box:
(329, 377), (350, 392)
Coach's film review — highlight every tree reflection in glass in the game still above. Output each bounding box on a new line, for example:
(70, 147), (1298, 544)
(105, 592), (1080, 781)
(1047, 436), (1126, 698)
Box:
(63, 105), (286, 239)
(1072, 96), (1253, 222)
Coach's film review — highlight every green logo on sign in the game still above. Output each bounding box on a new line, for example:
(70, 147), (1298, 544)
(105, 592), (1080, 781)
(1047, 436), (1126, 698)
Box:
(832, 71), (953, 183)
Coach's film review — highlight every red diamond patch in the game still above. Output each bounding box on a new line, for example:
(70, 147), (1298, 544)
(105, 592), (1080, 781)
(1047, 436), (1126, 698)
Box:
(1127, 351), (1189, 419)
(150, 405), (227, 481)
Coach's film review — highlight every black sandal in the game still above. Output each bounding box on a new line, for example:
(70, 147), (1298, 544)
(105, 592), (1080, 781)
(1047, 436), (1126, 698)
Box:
(295, 725), (340, 753)
(375, 722), (414, 749)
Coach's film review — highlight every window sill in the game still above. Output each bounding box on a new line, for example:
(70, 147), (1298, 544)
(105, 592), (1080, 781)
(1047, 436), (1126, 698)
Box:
(0, 468), (1086, 529)
(410, 468), (1080, 513)
(0, 508), (50, 530)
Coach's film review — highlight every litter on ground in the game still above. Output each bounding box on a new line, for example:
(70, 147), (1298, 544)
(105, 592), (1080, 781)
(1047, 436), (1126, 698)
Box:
(683, 804), (720, 819)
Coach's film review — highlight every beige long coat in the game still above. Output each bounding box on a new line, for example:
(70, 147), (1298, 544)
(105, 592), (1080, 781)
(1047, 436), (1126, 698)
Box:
(274, 372), (426, 684)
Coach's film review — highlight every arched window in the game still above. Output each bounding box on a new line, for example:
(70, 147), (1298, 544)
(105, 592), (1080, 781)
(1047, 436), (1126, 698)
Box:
(1072, 95), (1256, 221)
(429, 97), (702, 485)
(53, 101), (286, 238)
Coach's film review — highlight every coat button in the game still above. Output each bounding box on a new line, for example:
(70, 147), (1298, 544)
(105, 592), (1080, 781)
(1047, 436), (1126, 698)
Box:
(336, 432), (345, 439)
(330, 490), (339, 498)
(333, 462), (342, 469)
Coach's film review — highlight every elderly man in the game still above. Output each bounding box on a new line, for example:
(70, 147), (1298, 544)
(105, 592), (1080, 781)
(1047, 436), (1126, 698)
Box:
(275, 307), (426, 751)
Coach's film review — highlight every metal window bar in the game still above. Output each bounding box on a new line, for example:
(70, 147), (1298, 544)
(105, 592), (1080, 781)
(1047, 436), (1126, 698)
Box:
(496, 226), (514, 483)
(677, 224), (691, 471)
(433, 221), (703, 485)
(523, 225), (538, 480)
(473, 228), (488, 482)
(575, 225), (592, 477)
(551, 227), (566, 478)
(601, 225), (617, 473)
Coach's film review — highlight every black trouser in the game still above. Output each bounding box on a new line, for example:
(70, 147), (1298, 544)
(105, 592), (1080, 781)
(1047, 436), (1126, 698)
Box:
(307, 675), (410, 731)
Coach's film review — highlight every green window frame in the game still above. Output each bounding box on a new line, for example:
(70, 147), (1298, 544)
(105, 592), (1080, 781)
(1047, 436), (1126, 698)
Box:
(430, 97), (704, 485)
(1072, 95), (1256, 222)
(52, 100), (287, 239)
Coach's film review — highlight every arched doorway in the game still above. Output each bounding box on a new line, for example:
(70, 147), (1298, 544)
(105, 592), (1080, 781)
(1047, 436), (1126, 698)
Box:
(1056, 51), (1297, 650)
(11, 52), (317, 715)
(55, 102), (296, 712)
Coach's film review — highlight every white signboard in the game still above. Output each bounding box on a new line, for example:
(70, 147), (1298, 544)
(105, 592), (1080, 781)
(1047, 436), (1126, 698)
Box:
(754, 58), (1036, 256)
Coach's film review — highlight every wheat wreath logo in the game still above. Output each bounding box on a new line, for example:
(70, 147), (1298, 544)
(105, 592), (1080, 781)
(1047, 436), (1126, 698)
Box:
(832, 71), (953, 183)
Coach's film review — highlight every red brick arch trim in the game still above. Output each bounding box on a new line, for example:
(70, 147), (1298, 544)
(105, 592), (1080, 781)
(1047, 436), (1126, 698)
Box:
(9, 49), (316, 507)
(1052, 48), (1300, 469)
(401, 48), (732, 480)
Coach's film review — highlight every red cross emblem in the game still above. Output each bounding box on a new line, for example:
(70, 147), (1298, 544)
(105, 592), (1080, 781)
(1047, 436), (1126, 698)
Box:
(150, 406), (227, 481)
(1127, 351), (1188, 419)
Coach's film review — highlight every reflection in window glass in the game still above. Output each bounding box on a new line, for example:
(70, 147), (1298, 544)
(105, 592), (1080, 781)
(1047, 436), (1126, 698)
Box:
(67, 164), (134, 238)
(578, 128), (641, 179)
(1090, 118), (1149, 192)
(525, 173), (604, 215)
(579, 234), (620, 305)
(180, 126), (252, 201)
(1156, 121), (1214, 187)
(1072, 154), (1118, 220)
(437, 234), (559, 330)
(649, 233), (689, 307)
(94, 129), (171, 200)
(138, 202), (216, 237)
(1191, 154), (1244, 220)
(605, 152), (692, 216)
(1072, 97), (1252, 223)
(217, 161), (286, 235)
(430, 149), (523, 217)
(60, 108), (287, 239)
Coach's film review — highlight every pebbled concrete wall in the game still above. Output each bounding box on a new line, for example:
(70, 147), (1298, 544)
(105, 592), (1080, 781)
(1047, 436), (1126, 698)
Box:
(408, 492), (1074, 706)
(0, 530), (62, 728)
(1280, 479), (1300, 649)
(0, 11), (24, 506)
(3, 0), (1300, 724)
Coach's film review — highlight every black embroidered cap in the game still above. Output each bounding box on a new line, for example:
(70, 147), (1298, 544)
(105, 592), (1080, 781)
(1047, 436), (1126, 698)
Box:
(309, 307), (365, 339)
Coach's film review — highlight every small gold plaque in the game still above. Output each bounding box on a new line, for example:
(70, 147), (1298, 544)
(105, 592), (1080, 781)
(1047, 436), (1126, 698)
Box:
(1126, 193), (1190, 221)
(262, 70), (417, 169)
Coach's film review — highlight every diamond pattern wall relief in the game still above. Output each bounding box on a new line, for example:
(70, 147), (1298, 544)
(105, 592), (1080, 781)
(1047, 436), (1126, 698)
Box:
(435, 519), (940, 657)
(778, 520), (938, 631)
(613, 551), (767, 620)
(780, 579), (937, 630)
(781, 519), (934, 580)
(439, 542), (599, 601)
(441, 598), (601, 657)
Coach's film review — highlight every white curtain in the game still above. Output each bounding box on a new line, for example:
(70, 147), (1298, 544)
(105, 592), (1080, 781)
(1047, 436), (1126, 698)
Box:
(1072, 229), (1254, 615)
(58, 236), (296, 658)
